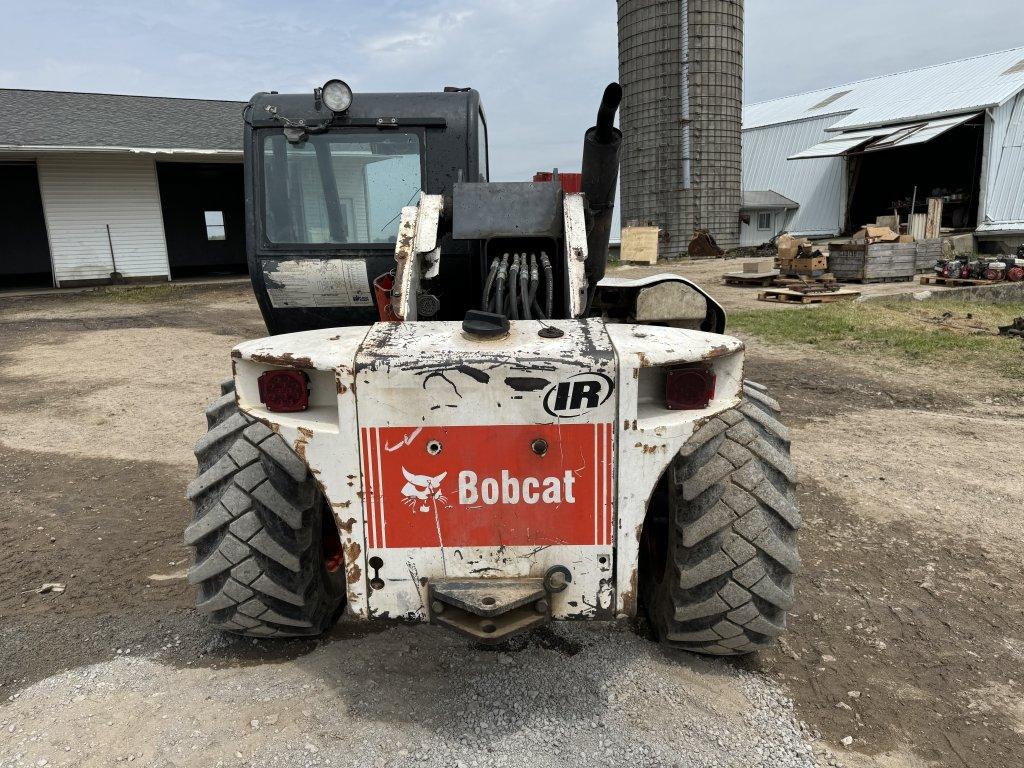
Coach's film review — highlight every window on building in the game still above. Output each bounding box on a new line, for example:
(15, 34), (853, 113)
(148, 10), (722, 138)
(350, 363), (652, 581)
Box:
(757, 212), (772, 231)
(205, 211), (226, 241)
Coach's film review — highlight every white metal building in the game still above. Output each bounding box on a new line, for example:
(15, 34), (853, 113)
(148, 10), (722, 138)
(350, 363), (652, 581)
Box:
(0, 89), (245, 288)
(741, 46), (1024, 249)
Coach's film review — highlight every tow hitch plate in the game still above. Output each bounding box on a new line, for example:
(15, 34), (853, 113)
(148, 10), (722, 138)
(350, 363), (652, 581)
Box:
(428, 578), (550, 643)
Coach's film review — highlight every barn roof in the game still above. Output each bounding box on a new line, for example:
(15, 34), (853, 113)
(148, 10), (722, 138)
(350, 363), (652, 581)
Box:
(744, 46), (1024, 132)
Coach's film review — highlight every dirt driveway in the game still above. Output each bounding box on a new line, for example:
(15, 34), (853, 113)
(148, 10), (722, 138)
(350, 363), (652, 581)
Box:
(1, 279), (1022, 767)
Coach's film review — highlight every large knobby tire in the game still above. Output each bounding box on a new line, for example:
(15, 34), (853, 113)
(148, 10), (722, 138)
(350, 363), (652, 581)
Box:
(184, 379), (346, 637)
(640, 381), (801, 655)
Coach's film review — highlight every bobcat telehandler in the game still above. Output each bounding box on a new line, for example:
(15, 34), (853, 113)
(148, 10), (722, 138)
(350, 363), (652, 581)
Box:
(185, 78), (800, 655)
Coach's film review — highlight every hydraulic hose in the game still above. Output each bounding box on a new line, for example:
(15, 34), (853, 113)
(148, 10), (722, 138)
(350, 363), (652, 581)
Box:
(528, 254), (539, 315)
(509, 254), (520, 320)
(482, 257), (500, 311)
(520, 254), (531, 320)
(540, 251), (554, 318)
(493, 253), (509, 314)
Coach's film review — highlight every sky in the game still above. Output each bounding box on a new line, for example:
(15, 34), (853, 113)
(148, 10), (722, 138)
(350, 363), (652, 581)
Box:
(1, 0), (1021, 185)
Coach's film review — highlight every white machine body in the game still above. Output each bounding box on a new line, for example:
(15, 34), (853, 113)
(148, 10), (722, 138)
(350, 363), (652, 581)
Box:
(231, 317), (744, 622)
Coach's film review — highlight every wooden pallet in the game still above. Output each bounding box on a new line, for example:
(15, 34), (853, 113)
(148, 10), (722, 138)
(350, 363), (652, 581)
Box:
(773, 274), (837, 288)
(839, 275), (914, 284)
(758, 288), (861, 304)
(919, 275), (996, 286)
(724, 270), (780, 286)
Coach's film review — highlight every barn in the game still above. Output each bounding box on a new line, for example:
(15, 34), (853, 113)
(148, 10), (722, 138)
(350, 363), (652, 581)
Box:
(741, 46), (1024, 252)
(0, 89), (245, 288)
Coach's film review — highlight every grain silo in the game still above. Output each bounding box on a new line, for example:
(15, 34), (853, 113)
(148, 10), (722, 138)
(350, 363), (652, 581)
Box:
(617, 0), (743, 255)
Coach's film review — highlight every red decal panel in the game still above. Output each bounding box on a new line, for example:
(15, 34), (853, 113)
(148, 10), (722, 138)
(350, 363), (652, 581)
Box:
(360, 424), (613, 549)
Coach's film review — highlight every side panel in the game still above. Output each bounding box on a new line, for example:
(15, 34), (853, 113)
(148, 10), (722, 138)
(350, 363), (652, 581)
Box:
(233, 326), (372, 616)
(606, 324), (744, 617)
(354, 319), (617, 621)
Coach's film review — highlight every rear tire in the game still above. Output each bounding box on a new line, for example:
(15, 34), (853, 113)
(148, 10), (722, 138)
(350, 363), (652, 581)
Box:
(184, 379), (345, 637)
(640, 381), (801, 655)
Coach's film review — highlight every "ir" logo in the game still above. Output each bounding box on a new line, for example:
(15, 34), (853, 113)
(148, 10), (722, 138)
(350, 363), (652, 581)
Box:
(542, 372), (614, 418)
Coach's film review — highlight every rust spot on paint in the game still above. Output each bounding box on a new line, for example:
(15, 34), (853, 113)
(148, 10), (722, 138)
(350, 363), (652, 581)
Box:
(705, 343), (736, 359)
(230, 348), (242, 359)
(249, 351), (316, 369)
(634, 442), (661, 454)
(617, 523), (645, 618)
(636, 352), (652, 367)
(293, 426), (314, 461)
(335, 516), (357, 532)
(336, 377), (348, 395)
(346, 562), (362, 585)
(344, 540), (363, 583)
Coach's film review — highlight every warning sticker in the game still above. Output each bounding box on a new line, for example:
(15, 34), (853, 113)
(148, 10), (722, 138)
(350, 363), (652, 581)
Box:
(263, 259), (373, 308)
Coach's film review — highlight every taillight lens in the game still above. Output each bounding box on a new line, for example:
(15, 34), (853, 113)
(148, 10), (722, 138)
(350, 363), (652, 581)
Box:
(257, 369), (310, 412)
(665, 365), (716, 410)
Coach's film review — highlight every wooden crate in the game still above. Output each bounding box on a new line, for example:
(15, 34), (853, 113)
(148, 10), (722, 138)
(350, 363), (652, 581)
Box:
(829, 242), (916, 281)
(620, 226), (659, 264)
(914, 238), (944, 272)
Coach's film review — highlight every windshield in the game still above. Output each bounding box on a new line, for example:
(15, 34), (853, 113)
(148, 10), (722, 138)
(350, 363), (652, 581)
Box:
(261, 131), (422, 245)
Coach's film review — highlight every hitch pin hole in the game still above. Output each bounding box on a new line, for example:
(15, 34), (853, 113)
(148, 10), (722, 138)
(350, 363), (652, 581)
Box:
(368, 555), (385, 590)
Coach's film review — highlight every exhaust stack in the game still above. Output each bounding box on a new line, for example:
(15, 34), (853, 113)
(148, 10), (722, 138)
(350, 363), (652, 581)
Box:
(581, 82), (623, 298)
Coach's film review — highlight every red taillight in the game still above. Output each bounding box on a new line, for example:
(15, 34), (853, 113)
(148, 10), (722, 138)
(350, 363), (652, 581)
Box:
(665, 366), (716, 410)
(257, 369), (310, 412)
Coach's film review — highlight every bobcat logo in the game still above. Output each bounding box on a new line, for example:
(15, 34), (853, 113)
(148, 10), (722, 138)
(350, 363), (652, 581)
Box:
(400, 468), (449, 514)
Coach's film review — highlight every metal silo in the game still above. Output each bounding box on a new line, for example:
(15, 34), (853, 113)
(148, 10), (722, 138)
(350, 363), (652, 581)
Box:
(618, 0), (743, 255)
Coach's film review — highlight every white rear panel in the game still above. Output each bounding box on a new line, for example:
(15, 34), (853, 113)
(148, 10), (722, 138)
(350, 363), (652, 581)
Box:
(354, 319), (617, 620)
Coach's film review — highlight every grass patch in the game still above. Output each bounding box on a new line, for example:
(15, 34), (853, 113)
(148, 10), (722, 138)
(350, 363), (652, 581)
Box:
(728, 298), (1024, 380)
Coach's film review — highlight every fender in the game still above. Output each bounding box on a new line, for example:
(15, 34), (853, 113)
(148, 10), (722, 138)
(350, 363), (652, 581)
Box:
(596, 273), (727, 334)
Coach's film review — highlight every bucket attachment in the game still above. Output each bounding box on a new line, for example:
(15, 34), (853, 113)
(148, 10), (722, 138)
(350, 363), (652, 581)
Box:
(428, 578), (551, 643)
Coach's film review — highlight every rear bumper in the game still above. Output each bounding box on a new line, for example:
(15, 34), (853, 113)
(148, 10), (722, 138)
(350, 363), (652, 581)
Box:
(230, 320), (743, 621)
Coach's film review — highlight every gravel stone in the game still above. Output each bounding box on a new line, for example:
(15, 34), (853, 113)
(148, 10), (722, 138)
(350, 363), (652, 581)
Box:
(0, 623), (829, 768)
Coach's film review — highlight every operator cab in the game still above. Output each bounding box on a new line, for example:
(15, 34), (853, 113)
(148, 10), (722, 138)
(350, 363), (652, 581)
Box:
(244, 79), (489, 334)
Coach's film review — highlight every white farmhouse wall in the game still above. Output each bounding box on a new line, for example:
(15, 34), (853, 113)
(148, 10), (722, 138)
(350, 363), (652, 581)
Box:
(37, 153), (170, 284)
(742, 114), (846, 237)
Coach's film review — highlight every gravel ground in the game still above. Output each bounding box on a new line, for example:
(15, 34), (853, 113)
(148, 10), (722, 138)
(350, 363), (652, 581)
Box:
(2, 624), (831, 768)
(3, 280), (1022, 767)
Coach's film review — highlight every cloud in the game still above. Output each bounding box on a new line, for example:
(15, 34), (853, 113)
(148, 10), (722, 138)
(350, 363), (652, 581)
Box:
(361, 9), (474, 54)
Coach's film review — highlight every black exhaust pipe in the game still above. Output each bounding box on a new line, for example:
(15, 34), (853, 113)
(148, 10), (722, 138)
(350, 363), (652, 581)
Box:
(580, 82), (622, 299)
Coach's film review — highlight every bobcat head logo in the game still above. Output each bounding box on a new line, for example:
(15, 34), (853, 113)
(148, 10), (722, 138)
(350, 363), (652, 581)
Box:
(400, 468), (449, 514)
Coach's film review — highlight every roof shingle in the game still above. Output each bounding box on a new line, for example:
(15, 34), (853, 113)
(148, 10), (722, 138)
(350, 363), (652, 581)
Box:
(0, 89), (246, 151)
